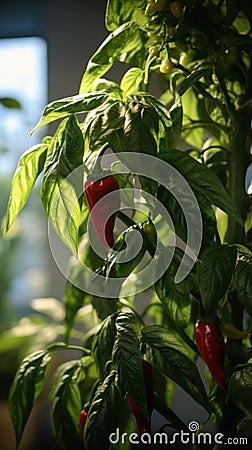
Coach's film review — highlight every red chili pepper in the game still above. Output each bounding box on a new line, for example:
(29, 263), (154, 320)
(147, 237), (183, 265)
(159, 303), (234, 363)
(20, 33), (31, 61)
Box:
(128, 396), (151, 434)
(79, 409), (88, 439)
(128, 359), (153, 435)
(84, 174), (120, 248)
(194, 321), (227, 390)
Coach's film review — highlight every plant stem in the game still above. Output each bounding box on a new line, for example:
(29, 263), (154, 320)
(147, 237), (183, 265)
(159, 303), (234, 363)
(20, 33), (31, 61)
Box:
(225, 98), (251, 245)
(118, 210), (156, 257)
(154, 394), (212, 450)
(153, 393), (188, 432)
(216, 75), (252, 447)
(47, 342), (91, 355)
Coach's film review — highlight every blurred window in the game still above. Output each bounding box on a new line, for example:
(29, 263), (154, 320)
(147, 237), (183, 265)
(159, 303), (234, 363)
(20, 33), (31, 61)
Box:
(0, 37), (48, 320)
(0, 36), (47, 172)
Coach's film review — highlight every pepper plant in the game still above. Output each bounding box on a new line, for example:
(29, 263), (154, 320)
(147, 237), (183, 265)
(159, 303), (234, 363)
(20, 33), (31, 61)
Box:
(3, 0), (252, 449)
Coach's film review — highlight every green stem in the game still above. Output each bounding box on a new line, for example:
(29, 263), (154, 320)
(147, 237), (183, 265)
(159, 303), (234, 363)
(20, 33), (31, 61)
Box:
(117, 210), (156, 257)
(216, 70), (252, 446)
(153, 394), (212, 449)
(47, 342), (91, 355)
(215, 69), (236, 121)
(143, 55), (156, 87)
(117, 210), (135, 228)
(153, 393), (188, 432)
(225, 59), (252, 245)
(225, 109), (251, 245)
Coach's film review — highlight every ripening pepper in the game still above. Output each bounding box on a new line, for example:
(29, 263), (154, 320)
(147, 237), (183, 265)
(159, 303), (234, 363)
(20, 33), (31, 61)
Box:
(84, 174), (120, 248)
(128, 359), (154, 435)
(170, 1), (183, 18)
(222, 323), (251, 340)
(79, 409), (88, 439)
(194, 321), (227, 390)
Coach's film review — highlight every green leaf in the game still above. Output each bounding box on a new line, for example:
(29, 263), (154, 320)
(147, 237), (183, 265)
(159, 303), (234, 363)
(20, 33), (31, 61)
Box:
(79, 22), (144, 94)
(41, 117), (83, 255)
(31, 91), (109, 134)
(196, 191), (218, 248)
(233, 10), (251, 34)
(142, 325), (211, 412)
(226, 0), (241, 27)
(164, 97), (183, 148)
(63, 239), (104, 339)
(104, 223), (147, 297)
(158, 185), (217, 251)
(182, 89), (206, 149)
(50, 358), (90, 449)
(122, 100), (159, 155)
(61, 114), (84, 169)
(84, 371), (125, 450)
(196, 244), (237, 312)
(112, 311), (149, 418)
(159, 149), (243, 225)
(179, 67), (211, 96)
(205, 96), (229, 128)
(136, 92), (172, 136)
(228, 365), (252, 419)
(86, 100), (126, 151)
(90, 78), (123, 100)
(234, 260), (252, 316)
(8, 350), (51, 446)
(106, 0), (147, 31)
(0, 97), (21, 108)
(155, 256), (191, 328)
(92, 313), (119, 379)
(157, 185), (187, 244)
(3, 143), (47, 234)
(120, 68), (144, 97)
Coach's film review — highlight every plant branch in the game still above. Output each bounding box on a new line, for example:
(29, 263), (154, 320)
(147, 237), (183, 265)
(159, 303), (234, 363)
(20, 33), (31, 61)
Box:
(153, 393), (188, 432)
(46, 342), (91, 355)
(117, 210), (156, 257)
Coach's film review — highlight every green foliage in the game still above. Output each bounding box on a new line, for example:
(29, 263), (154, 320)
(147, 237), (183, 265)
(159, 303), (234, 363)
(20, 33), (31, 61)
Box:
(32, 92), (109, 133)
(155, 254), (191, 328)
(112, 311), (149, 418)
(50, 357), (91, 449)
(159, 149), (242, 225)
(229, 365), (252, 419)
(142, 325), (211, 412)
(3, 0), (252, 448)
(196, 244), (237, 313)
(8, 351), (51, 446)
(84, 371), (125, 450)
(92, 313), (119, 379)
(0, 97), (21, 109)
(234, 259), (252, 316)
(4, 143), (47, 233)
(79, 22), (145, 94)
